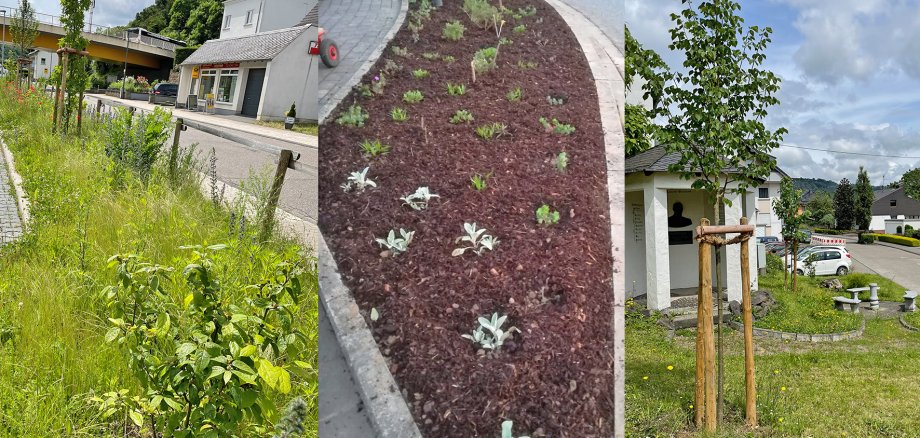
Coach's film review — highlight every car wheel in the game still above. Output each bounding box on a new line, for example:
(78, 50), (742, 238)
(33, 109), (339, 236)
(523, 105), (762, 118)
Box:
(796, 269), (804, 276)
(320, 38), (340, 68)
(836, 266), (848, 276)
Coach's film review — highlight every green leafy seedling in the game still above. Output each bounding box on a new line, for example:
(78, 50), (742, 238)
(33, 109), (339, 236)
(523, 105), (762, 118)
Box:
(536, 204), (560, 225)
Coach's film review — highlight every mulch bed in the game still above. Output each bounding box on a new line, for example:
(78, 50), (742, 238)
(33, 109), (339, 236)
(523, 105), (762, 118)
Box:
(319, 1), (614, 436)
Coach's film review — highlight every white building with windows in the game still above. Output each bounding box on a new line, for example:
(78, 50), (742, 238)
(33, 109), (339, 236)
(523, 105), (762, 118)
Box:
(625, 145), (787, 310)
(30, 48), (59, 80)
(175, 0), (318, 121)
(869, 187), (920, 233)
(753, 169), (787, 239)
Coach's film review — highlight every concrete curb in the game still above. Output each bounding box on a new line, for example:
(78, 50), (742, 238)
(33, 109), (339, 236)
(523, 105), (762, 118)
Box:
(898, 313), (920, 332)
(542, 1), (625, 435)
(318, 0), (410, 123)
(729, 318), (866, 342)
(0, 138), (30, 228)
(318, 236), (422, 438)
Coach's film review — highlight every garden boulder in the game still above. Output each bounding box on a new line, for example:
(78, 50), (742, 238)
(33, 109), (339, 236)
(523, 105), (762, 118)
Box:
(729, 290), (776, 319)
(821, 278), (844, 290)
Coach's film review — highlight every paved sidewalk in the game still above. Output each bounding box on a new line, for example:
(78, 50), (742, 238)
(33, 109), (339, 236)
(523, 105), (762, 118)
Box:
(0, 148), (22, 245)
(318, 0), (405, 120)
(86, 94), (317, 148)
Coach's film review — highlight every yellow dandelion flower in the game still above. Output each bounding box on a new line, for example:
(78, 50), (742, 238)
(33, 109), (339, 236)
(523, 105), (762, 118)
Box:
(643, 376), (649, 380)
(773, 369), (779, 375)
(689, 404), (694, 409)
(781, 386), (786, 391)
(779, 417), (784, 423)
(667, 365), (674, 371)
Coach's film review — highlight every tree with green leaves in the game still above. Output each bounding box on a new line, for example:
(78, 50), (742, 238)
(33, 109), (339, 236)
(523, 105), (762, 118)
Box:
(805, 191), (833, 227)
(10, 0), (38, 87)
(901, 168), (920, 199)
(625, 26), (669, 157)
(55, 0), (92, 134)
(773, 177), (805, 290)
(833, 178), (855, 230)
(854, 167), (873, 230)
(659, 0), (785, 429)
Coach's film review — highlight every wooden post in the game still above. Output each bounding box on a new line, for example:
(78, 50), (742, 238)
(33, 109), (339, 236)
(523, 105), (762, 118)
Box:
(95, 99), (103, 121)
(77, 91), (84, 135)
(740, 217), (757, 427)
(55, 52), (70, 133)
(696, 218), (716, 432)
(694, 223), (707, 428)
(260, 149), (294, 240)
(168, 118), (184, 182)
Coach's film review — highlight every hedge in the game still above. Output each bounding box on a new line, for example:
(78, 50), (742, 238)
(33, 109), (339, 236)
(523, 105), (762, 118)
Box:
(813, 228), (848, 235)
(875, 234), (920, 247)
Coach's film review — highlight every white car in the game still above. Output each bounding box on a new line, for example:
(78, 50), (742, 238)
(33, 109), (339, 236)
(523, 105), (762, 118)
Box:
(787, 247), (852, 276)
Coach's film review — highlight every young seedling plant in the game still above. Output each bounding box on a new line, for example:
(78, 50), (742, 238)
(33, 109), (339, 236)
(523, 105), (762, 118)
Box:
(554, 151), (568, 172)
(391, 107), (408, 122)
(506, 87), (522, 102)
(360, 139), (391, 156)
(400, 186), (440, 210)
(412, 69), (430, 79)
(539, 117), (576, 135)
(443, 20), (466, 41)
(403, 90), (424, 103)
(341, 167), (377, 193)
(447, 82), (467, 96)
(536, 204), (560, 225)
(450, 109), (474, 124)
(452, 222), (499, 256)
(376, 228), (415, 255)
(476, 122), (508, 140)
(470, 172), (492, 191)
(461, 312), (519, 350)
(335, 103), (369, 127)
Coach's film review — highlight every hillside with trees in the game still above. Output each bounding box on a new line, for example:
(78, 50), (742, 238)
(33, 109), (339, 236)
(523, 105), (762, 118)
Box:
(126, 0), (223, 46)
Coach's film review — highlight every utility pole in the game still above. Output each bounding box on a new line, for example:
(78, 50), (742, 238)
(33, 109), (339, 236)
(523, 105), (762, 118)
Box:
(2, 9), (7, 69)
(121, 29), (129, 99)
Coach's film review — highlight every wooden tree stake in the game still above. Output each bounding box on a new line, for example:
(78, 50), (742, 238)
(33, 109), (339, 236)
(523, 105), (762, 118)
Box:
(696, 218), (716, 432)
(260, 149), (294, 240)
(740, 217), (757, 427)
(168, 118), (184, 182)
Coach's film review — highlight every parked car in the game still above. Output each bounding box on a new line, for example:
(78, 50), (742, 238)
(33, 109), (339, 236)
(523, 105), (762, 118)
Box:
(787, 247), (851, 276)
(152, 82), (178, 97)
(799, 230), (812, 243)
(765, 242), (788, 254)
(757, 236), (780, 244)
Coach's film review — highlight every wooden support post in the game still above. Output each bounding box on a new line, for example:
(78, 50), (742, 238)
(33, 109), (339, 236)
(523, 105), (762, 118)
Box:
(696, 218), (716, 432)
(77, 91), (84, 135)
(95, 99), (103, 121)
(740, 217), (757, 427)
(260, 149), (294, 240)
(168, 118), (184, 182)
(55, 53), (70, 133)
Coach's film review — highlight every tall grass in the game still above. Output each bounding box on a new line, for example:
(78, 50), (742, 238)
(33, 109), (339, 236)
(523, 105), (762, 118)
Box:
(0, 84), (317, 436)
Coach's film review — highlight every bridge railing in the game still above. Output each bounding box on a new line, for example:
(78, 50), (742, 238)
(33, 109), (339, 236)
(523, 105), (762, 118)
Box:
(0, 6), (179, 52)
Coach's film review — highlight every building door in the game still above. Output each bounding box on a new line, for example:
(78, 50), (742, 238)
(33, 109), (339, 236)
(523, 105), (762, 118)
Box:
(241, 68), (266, 117)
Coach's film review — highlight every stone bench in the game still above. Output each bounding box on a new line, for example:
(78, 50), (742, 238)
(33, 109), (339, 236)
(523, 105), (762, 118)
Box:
(904, 291), (918, 312)
(834, 296), (861, 313)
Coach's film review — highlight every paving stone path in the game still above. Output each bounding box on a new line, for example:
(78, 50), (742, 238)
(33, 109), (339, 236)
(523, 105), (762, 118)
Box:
(318, 0), (404, 120)
(0, 150), (22, 245)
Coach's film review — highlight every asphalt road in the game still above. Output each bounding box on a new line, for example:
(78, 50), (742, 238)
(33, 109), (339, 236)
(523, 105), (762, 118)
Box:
(564, 0), (625, 48)
(844, 236), (920, 292)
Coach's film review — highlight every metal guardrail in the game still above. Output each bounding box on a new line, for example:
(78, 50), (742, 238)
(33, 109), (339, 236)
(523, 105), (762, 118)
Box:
(0, 6), (181, 51)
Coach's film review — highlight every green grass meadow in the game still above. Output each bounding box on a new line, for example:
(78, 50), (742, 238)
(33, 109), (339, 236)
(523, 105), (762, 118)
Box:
(0, 87), (317, 436)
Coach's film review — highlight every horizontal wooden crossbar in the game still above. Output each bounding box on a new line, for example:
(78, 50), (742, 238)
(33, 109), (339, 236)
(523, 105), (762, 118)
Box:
(695, 224), (754, 237)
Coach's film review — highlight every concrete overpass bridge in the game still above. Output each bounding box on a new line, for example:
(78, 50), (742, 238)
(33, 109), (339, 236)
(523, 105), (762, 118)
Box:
(0, 6), (178, 71)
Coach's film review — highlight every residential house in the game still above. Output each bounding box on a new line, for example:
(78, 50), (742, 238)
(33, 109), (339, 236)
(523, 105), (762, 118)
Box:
(869, 187), (920, 233)
(625, 145), (786, 310)
(176, 0), (318, 122)
(30, 48), (58, 80)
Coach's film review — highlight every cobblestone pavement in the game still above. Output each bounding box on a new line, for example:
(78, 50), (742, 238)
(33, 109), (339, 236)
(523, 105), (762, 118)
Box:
(0, 149), (22, 245)
(318, 0), (403, 119)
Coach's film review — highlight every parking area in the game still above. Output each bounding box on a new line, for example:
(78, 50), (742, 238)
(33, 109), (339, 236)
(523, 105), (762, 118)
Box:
(845, 237), (920, 292)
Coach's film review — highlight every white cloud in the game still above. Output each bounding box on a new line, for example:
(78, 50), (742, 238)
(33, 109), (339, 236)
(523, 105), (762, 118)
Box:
(26, 0), (154, 28)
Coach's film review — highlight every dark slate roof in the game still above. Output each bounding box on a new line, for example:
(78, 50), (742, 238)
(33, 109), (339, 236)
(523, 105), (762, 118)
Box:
(625, 144), (785, 176)
(180, 25), (309, 66)
(874, 188), (897, 201)
(297, 2), (319, 26)
(871, 187), (920, 216)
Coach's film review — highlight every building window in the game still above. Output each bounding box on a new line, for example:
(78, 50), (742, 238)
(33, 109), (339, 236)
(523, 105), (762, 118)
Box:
(224, 15), (231, 29)
(758, 187), (769, 199)
(216, 69), (239, 103)
(891, 199), (897, 207)
(198, 69), (217, 98)
(245, 10), (254, 25)
(40, 57), (46, 65)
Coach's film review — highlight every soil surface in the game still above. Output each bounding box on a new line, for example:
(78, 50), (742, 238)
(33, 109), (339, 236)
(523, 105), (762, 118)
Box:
(319, 1), (614, 436)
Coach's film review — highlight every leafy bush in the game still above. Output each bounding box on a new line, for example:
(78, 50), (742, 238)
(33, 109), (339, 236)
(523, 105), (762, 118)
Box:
(442, 20), (466, 41)
(450, 109), (474, 124)
(472, 47), (499, 74)
(108, 76), (152, 93)
(857, 233), (876, 244)
(102, 106), (172, 183)
(463, 0), (502, 30)
(766, 253), (783, 273)
(335, 104), (369, 128)
(843, 272), (874, 289)
(877, 233), (920, 247)
(403, 90), (424, 103)
(813, 228), (846, 235)
(99, 245), (311, 436)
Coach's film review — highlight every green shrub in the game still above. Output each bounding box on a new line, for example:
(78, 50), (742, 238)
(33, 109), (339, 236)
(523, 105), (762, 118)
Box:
(813, 228), (847, 235)
(877, 234), (920, 247)
(335, 103), (369, 127)
(463, 0), (501, 29)
(472, 47), (499, 74)
(102, 106), (172, 183)
(843, 272), (873, 289)
(766, 253), (783, 273)
(857, 233), (876, 244)
(442, 20), (466, 41)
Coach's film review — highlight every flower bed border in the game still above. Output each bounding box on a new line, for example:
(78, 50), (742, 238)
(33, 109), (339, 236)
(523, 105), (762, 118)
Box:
(1, 135), (30, 228)
(730, 318), (865, 342)
(898, 313), (920, 332)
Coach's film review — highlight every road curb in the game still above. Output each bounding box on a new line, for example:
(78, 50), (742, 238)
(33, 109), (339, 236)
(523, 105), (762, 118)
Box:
(729, 318), (866, 342)
(318, 0), (410, 123)
(318, 236), (422, 438)
(898, 313), (920, 332)
(0, 137), (30, 229)
(541, 0), (625, 435)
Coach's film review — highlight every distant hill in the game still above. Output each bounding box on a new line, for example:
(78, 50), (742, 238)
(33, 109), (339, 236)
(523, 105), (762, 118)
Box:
(793, 178), (837, 201)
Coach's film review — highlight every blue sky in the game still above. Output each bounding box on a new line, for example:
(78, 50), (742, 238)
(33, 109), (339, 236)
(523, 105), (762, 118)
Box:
(627, 0), (920, 186)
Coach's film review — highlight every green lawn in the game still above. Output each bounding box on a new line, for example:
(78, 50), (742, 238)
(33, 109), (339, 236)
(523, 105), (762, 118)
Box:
(0, 87), (317, 436)
(627, 273), (920, 436)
